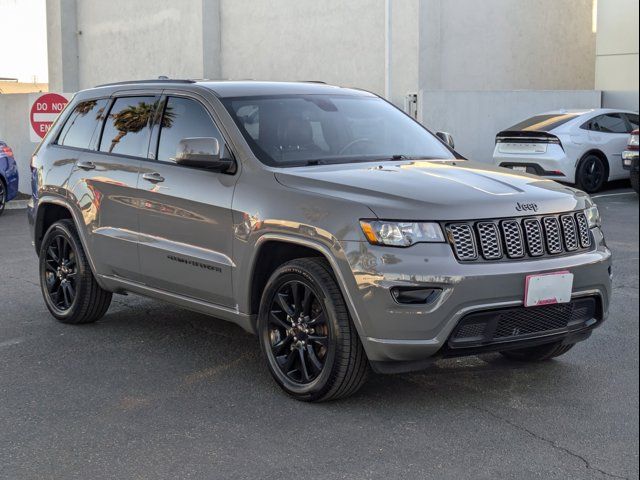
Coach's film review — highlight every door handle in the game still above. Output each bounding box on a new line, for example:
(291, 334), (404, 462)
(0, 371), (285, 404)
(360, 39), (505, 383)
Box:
(142, 172), (165, 183)
(77, 161), (96, 171)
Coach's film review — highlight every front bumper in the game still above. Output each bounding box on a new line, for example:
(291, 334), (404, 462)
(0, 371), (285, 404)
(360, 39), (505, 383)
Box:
(1, 157), (20, 202)
(340, 227), (612, 368)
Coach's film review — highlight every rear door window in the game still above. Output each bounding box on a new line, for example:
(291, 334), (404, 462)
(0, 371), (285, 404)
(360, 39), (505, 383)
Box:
(57, 99), (109, 149)
(584, 114), (628, 134)
(99, 96), (157, 157)
(156, 96), (225, 163)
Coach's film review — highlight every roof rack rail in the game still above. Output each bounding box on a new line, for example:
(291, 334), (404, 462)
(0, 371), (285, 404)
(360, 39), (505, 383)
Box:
(300, 80), (327, 84)
(94, 79), (197, 88)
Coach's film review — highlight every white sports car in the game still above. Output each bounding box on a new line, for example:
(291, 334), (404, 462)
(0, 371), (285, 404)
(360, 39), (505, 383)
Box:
(493, 109), (639, 193)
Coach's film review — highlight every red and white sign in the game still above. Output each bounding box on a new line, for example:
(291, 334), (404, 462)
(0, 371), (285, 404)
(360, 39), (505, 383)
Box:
(29, 93), (71, 142)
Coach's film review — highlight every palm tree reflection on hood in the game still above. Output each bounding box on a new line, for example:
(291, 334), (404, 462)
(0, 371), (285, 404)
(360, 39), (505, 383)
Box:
(108, 100), (174, 153)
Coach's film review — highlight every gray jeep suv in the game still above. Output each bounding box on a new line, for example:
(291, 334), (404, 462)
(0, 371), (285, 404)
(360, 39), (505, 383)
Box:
(28, 80), (612, 401)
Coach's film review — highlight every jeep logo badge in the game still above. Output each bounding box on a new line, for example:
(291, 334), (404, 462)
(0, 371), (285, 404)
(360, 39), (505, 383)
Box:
(515, 202), (539, 213)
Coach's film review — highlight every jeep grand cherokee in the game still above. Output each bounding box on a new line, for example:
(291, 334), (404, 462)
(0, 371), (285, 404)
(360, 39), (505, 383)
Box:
(28, 80), (612, 401)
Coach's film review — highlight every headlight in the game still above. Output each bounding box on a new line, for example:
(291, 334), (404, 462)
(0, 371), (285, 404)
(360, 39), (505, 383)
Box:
(360, 220), (445, 247)
(584, 205), (601, 228)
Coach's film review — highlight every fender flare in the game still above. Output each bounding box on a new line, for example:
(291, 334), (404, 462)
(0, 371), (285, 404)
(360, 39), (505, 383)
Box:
(248, 233), (367, 338)
(34, 196), (101, 280)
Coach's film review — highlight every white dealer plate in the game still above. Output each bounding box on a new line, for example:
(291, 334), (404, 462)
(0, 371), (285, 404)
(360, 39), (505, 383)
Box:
(525, 271), (574, 308)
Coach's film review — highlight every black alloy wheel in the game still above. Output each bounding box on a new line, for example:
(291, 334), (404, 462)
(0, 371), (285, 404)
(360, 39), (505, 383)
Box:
(43, 232), (78, 313)
(267, 279), (330, 384)
(577, 155), (606, 193)
(258, 258), (369, 402)
(39, 219), (112, 324)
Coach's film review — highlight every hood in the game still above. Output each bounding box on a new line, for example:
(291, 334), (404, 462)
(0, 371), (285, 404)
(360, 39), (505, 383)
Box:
(275, 160), (591, 220)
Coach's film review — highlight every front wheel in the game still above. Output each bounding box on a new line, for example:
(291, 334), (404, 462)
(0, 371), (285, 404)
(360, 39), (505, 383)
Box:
(576, 154), (607, 193)
(631, 170), (639, 194)
(39, 219), (112, 324)
(258, 258), (369, 402)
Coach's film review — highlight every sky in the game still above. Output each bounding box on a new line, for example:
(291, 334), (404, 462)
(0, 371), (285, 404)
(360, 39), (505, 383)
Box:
(0, 0), (48, 83)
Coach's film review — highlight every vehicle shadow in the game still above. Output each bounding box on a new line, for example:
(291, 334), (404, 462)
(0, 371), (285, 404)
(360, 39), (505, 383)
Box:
(93, 295), (581, 413)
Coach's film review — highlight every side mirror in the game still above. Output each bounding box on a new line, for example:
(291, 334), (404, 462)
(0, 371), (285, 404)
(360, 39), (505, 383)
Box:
(436, 131), (455, 149)
(174, 137), (235, 172)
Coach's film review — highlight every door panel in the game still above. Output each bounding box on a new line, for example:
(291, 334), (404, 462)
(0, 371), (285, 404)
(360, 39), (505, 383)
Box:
(136, 95), (237, 307)
(137, 163), (236, 306)
(62, 96), (152, 280)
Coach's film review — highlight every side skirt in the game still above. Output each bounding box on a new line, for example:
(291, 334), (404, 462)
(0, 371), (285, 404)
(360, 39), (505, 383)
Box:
(97, 274), (256, 334)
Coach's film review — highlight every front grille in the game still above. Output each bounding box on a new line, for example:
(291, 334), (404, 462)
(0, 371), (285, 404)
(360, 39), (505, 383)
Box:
(448, 297), (599, 349)
(446, 212), (592, 262)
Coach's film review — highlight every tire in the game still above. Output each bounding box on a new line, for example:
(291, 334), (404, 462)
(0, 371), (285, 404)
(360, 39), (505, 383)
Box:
(39, 219), (112, 324)
(576, 154), (607, 193)
(631, 170), (639, 194)
(258, 258), (369, 402)
(500, 342), (575, 362)
(0, 178), (6, 217)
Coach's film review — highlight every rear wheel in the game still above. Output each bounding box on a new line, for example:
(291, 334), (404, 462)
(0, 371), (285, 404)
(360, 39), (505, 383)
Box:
(500, 341), (574, 361)
(576, 154), (607, 193)
(39, 219), (112, 324)
(258, 258), (368, 402)
(0, 178), (6, 216)
(631, 170), (639, 194)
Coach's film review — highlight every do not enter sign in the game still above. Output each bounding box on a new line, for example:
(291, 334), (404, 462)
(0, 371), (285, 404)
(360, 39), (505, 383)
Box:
(29, 93), (70, 142)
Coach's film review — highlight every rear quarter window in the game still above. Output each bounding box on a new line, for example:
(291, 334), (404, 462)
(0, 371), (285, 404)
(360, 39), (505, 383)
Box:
(57, 99), (109, 149)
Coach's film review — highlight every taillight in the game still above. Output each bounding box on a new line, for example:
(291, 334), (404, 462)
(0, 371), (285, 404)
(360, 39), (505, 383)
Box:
(1, 146), (13, 157)
(628, 131), (639, 151)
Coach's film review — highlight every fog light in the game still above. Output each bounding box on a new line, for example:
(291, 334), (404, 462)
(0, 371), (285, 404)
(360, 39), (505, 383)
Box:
(390, 287), (442, 305)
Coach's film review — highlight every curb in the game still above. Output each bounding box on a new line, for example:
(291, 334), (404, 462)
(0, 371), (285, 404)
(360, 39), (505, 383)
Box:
(6, 200), (29, 210)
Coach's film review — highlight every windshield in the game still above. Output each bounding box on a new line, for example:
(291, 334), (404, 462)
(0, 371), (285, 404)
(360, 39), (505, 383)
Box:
(221, 94), (455, 167)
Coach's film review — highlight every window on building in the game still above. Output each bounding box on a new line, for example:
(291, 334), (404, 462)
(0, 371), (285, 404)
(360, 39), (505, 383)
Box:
(57, 99), (109, 149)
(99, 97), (157, 157)
(156, 97), (225, 163)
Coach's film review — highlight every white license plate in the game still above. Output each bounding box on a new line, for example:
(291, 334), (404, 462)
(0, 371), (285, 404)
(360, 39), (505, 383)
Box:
(525, 271), (574, 307)
(499, 143), (547, 154)
(512, 166), (528, 173)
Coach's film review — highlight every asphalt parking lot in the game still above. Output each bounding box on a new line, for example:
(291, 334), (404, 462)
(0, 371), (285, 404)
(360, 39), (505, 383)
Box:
(1, 187), (638, 480)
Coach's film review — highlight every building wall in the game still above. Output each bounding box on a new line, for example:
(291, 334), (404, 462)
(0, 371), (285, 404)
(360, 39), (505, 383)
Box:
(595, 0), (639, 110)
(70, 0), (207, 89)
(219, 0), (419, 106)
(419, 0), (597, 91)
(421, 90), (602, 164)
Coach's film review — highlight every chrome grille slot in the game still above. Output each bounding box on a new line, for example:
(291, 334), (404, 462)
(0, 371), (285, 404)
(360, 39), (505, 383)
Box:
(575, 212), (592, 248)
(542, 217), (563, 254)
(523, 218), (545, 257)
(446, 211), (591, 263)
(477, 222), (503, 260)
(561, 215), (579, 251)
(501, 220), (525, 258)
(447, 224), (478, 261)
